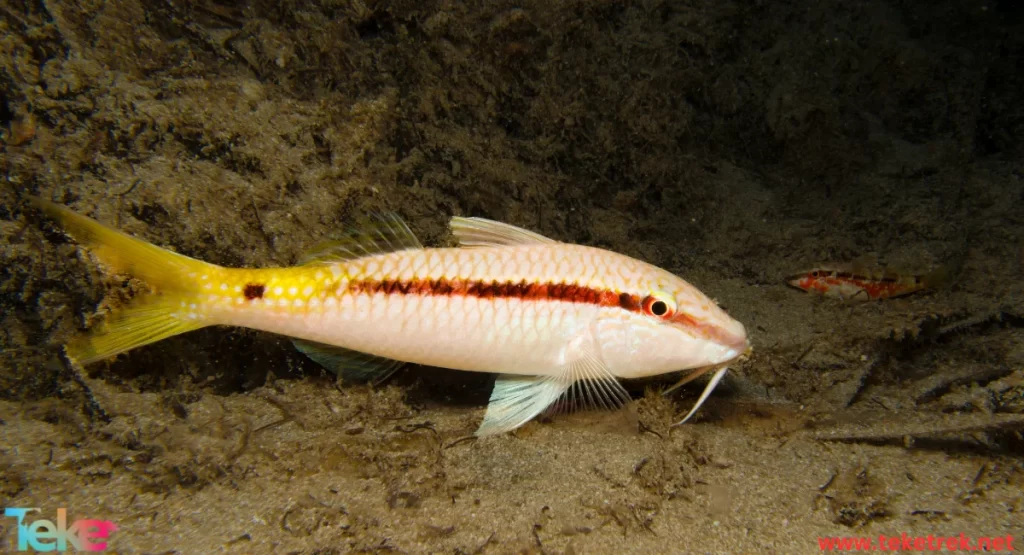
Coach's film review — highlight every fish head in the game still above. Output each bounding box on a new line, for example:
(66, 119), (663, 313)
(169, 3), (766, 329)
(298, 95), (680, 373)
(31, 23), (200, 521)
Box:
(786, 269), (825, 293)
(598, 266), (748, 379)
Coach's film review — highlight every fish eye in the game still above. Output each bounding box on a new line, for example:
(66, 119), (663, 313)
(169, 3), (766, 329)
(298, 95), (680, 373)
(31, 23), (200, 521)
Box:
(642, 292), (676, 320)
(810, 270), (820, 277)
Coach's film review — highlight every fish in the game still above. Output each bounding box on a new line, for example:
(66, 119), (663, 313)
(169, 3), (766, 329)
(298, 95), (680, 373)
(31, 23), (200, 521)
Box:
(785, 264), (947, 301)
(29, 196), (749, 436)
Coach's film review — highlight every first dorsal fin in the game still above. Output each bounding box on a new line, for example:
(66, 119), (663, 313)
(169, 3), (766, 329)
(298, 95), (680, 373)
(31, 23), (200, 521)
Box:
(450, 217), (558, 248)
(300, 212), (422, 265)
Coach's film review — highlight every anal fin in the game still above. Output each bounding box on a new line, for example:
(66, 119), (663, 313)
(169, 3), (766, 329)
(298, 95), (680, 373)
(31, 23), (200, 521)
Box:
(293, 340), (404, 384)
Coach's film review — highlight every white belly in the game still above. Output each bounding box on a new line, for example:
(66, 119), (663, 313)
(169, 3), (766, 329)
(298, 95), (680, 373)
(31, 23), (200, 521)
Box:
(219, 293), (600, 377)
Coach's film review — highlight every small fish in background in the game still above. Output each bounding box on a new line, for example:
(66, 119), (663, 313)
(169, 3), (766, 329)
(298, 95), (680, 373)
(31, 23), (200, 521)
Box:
(786, 263), (949, 301)
(29, 196), (748, 436)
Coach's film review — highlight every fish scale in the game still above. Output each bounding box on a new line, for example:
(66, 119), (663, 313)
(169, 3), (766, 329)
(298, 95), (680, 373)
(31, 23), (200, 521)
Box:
(30, 196), (748, 435)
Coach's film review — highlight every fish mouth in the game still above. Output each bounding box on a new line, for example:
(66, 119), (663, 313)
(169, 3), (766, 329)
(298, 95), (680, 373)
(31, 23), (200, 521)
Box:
(714, 342), (750, 365)
(661, 343), (751, 398)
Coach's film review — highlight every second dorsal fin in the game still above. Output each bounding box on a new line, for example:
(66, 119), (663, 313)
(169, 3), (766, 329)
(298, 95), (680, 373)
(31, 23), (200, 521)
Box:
(300, 212), (422, 265)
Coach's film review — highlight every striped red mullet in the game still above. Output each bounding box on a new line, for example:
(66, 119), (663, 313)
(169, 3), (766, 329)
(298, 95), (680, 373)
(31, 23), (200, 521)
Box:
(31, 196), (749, 436)
(786, 266), (948, 301)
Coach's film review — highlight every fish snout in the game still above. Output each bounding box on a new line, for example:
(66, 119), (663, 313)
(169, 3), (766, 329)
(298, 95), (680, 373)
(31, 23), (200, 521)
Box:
(713, 318), (749, 363)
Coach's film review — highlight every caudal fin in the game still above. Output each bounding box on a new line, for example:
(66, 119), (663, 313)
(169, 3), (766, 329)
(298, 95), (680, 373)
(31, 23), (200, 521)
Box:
(30, 196), (219, 364)
(67, 298), (206, 365)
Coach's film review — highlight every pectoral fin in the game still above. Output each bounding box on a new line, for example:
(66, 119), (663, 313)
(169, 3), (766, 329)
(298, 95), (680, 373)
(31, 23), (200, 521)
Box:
(554, 348), (631, 415)
(475, 344), (631, 436)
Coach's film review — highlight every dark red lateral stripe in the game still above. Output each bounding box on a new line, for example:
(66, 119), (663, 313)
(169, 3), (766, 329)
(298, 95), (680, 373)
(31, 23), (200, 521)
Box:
(348, 277), (642, 312)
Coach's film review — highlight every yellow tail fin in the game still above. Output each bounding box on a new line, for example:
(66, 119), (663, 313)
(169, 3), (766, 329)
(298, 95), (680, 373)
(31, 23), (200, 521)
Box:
(30, 196), (220, 364)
